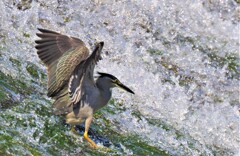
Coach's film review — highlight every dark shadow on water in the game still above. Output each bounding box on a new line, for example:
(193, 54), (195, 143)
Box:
(62, 120), (122, 150)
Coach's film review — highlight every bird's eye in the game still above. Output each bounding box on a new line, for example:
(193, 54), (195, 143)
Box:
(112, 79), (119, 83)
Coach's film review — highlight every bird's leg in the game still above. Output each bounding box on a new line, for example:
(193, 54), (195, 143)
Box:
(70, 125), (79, 135)
(83, 115), (97, 148)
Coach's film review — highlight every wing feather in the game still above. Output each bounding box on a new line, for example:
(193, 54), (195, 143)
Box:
(35, 28), (89, 97)
(68, 42), (104, 105)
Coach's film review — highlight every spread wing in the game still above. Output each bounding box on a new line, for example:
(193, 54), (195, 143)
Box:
(35, 28), (89, 97)
(68, 42), (104, 106)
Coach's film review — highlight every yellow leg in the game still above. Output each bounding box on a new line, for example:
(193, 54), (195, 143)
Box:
(70, 126), (79, 135)
(83, 116), (97, 148)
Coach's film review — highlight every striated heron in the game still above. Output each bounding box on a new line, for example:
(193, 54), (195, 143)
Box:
(35, 28), (134, 148)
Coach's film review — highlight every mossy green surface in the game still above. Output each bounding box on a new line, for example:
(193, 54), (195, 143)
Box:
(207, 53), (239, 79)
(0, 70), (169, 155)
(94, 103), (169, 156)
(26, 63), (39, 78)
(23, 32), (30, 38)
(0, 97), (169, 156)
(0, 71), (30, 108)
(0, 70), (33, 96)
(9, 57), (21, 67)
(147, 48), (163, 55)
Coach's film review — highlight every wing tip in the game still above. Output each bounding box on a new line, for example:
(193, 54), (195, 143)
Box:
(37, 28), (60, 35)
(99, 41), (104, 47)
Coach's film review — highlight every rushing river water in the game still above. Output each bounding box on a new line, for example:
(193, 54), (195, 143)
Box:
(0, 0), (239, 155)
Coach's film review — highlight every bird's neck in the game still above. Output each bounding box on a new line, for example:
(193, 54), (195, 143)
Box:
(96, 78), (112, 105)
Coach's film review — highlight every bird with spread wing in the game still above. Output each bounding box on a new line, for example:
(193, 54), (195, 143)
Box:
(35, 28), (134, 148)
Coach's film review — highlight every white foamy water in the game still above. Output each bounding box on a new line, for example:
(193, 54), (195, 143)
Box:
(0, 0), (239, 155)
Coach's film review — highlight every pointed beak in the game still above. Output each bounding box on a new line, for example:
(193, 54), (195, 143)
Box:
(115, 81), (135, 94)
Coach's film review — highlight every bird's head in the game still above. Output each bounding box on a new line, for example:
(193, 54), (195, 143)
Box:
(97, 72), (134, 94)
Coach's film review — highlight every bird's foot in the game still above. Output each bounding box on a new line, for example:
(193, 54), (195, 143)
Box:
(83, 132), (98, 149)
(70, 126), (79, 135)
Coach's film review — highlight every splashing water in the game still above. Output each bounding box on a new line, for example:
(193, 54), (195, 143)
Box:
(0, 0), (239, 155)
